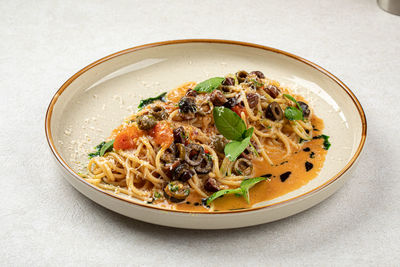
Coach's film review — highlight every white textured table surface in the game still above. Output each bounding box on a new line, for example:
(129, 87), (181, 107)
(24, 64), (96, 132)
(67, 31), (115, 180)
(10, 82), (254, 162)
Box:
(1, 0), (399, 266)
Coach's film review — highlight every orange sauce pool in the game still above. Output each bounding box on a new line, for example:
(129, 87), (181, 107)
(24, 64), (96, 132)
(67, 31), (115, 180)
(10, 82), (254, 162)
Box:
(172, 115), (327, 212)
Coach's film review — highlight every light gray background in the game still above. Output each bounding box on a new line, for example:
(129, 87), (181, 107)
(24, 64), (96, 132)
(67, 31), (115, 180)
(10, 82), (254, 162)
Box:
(1, 0), (399, 266)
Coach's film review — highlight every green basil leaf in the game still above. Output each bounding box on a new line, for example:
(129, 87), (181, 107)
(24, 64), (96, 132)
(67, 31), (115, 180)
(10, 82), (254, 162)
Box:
(224, 135), (252, 161)
(313, 134), (331, 150)
(283, 94), (302, 111)
(194, 77), (224, 93)
(213, 106), (246, 141)
(206, 188), (242, 206)
(284, 106), (303, 121)
(88, 141), (106, 158)
(242, 127), (254, 139)
(138, 92), (167, 110)
(240, 177), (266, 203)
(99, 140), (114, 156)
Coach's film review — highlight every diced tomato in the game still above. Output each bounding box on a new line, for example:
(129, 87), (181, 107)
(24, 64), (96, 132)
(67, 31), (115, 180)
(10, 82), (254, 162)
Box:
(114, 125), (143, 150)
(149, 121), (173, 147)
(232, 105), (246, 117)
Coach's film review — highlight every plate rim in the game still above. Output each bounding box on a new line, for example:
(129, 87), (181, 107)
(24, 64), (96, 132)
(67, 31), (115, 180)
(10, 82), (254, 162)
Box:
(45, 39), (367, 215)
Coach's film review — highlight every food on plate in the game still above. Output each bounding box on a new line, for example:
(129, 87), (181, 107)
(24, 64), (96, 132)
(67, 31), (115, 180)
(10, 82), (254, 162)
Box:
(81, 70), (330, 211)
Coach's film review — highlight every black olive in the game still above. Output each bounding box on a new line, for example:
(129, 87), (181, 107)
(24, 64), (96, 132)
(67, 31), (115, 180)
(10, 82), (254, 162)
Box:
(265, 102), (283, 121)
(204, 178), (219, 192)
(150, 106), (168, 121)
(246, 93), (259, 108)
(236, 70), (249, 83)
(173, 126), (186, 144)
(136, 114), (157, 130)
(160, 143), (177, 163)
(185, 89), (197, 97)
(250, 71), (265, 79)
(210, 90), (227, 106)
(211, 135), (228, 153)
(298, 101), (310, 118)
(234, 158), (253, 176)
(178, 97), (197, 114)
(264, 85), (280, 99)
(195, 154), (213, 174)
(173, 162), (195, 182)
(184, 143), (204, 166)
(223, 97), (237, 109)
(163, 181), (190, 202)
(222, 77), (235, 86)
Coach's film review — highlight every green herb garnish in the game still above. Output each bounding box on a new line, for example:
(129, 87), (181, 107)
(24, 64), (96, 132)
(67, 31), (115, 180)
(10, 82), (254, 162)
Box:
(206, 177), (267, 205)
(194, 77), (225, 93)
(88, 140), (114, 158)
(137, 92), (167, 110)
(313, 134), (331, 150)
(283, 94), (304, 121)
(154, 191), (162, 199)
(213, 107), (254, 161)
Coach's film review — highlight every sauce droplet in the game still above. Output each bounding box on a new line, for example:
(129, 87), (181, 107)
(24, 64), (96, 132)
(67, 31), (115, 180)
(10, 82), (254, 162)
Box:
(305, 161), (314, 172)
(280, 172), (291, 182)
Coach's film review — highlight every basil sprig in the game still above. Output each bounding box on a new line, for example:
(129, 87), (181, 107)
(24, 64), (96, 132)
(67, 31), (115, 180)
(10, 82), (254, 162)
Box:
(213, 107), (254, 161)
(206, 177), (267, 205)
(88, 140), (114, 158)
(194, 77), (225, 93)
(283, 94), (304, 121)
(138, 92), (167, 110)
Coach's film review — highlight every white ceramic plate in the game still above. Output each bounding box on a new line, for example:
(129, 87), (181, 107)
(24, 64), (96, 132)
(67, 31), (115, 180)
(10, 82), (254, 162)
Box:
(45, 40), (367, 229)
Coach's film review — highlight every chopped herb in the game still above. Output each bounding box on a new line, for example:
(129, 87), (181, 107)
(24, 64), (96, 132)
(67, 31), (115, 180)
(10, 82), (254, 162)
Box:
(137, 92), (167, 110)
(250, 79), (263, 88)
(313, 134), (331, 150)
(154, 192), (162, 199)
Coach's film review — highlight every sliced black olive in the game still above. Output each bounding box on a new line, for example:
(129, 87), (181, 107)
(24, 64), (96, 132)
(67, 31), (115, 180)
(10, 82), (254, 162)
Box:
(264, 85), (280, 99)
(250, 71), (265, 79)
(178, 97), (197, 114)
(222, 77), (235, 86)
(236, 70), (249, 83)
(265, 102), (283, 121)
(161, 143), (176, 163)
(195, 154), (213, 174)
(298, 101), (310, 118)
(246, 93), (259, 108)
(173, 162), (195, 182)
(185, 89), (197, 97)
(173, 126), (186, 144)
(204, 178), (219, 192)
(164, 181), (190, 202)
(210, 90), (227, 106)
(234, 158), (253, 176)
(184, 143), (204, 166)
(136, 114), (157, 130)
(211, 135), (228, 153)
(223, 97), (237, 109)
(150, 105), (168, 121)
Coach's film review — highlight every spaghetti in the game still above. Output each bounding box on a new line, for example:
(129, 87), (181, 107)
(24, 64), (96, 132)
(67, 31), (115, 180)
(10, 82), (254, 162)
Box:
(81, 70), (330, 211)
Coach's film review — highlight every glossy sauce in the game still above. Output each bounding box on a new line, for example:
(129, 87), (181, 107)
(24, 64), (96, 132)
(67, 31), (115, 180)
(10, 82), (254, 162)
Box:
(174, 115), (327, 212)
